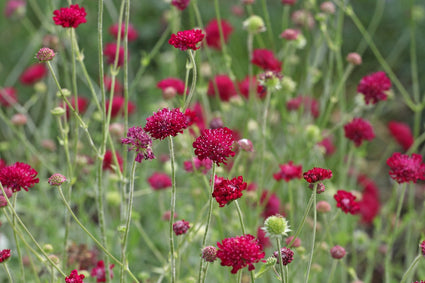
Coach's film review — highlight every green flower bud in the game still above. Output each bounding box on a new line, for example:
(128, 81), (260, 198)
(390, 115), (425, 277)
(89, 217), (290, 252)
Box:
(262, 214), (291, 238)
(243, 15), (266, 34)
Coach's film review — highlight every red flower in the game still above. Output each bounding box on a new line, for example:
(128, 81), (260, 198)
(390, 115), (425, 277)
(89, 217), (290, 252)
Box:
(0, 162), (39, 193)
(357, 175), (380, 224)
(333, 190), (360, 215)
(330, 245), (346, 259)
(205, 19), (233, 50)
(61, 96), (89, 119)
(281, 0), (296, 5)
(173, 219), (190, 235)
(109, 23), (138, 41)
(53, 4), (87, 28)
(286, 96), (319, 118)
(144, 108), (188, 140)
(0, 87), (17, 107)
(104, 43), (125, 67)
(237, 76), (267, 99)
(183, 156), (212, 174)
(388, 121), (414, 151)
(420, 240), (425, 257)
(260, 191), (284, 218)
(217, 234), (265, 274)
(102, 150), (123, 173)
(157, 78), (186, 95)
(317, 137), (336, 156)
(121, 126), (155, 163)
(19, 64), (47, 85)
(104, 76), (123, 95)
(303, 167), (332, 183)
(207, 75), (237, 102)
(90, 260), (114, 283)
(168, 29), (205, 51)
(257, 226), (271, 249)
(171, 0), (191, 11)
(212, 175), (247, 207)
(344, 117), (375, 147)
(185, 102), (206, 132)
(280, 28), (300, 40)
(5, 0), (26, 18)
(273, 247), (294, 265)
(357, 71), (391, 105)
(251, 49), (282, 72)
(148, 172), (172, 190)
(273, 161), (302, 182)
(193, 127), (236, 166)
(386, 152), (425, 184)
(65, 269), (85, 283)
(0, 249), (11, 263)
(105, 96), (136, 118)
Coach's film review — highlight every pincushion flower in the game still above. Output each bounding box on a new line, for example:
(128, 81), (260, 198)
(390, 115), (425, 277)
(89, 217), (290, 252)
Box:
(286, 96), (320, 118)
(344, 117), (375, 147)
(105, 96), (136, 118)
(102, 150), (123, 173)
(262, 215), (290, 238)
(193, 127), (236, 166)
(260, 191), (283, 218)
(168, 28), (205, 51)
(65, 269), (85, 283)
(388, 121), (414, 151)
(357, 175), (380, 224)
(61, 96), (89, 119)
(144, 108), (188, 140)
(0, 162), (39, 192)
(109, 23), (138, 41)
(171, 0), (191, 10)
(303, 167), (332, 183)
(202, 246), (218, 262)
(205, 19), (233, 50)
(157, 78), (186, 96)
(216, 234), (265, 274)
(19, 64), (47, 85)
(148, 172), (172, 190)
(251, 49), (282, 72)
(91, 260), (114, 283)
(0, 249), (11, 263)
(386, 152), (425, 183)
(48, 173), (67, 186)
(0, 87), (18, 107)
(420, 240), (425, 257)
(183, 156), (212, 174)
(357, 71), (391, 104)
(207, 75), (238, 102)
(273, 247), (294, 265)
(212, 175), (247, 207)
(121, 126), (155, 163)
(53, 4), (87, 28)
(333, 190), (360, 215)
(237, 76), (267, 99)
(273, 161), (302, 182)
(103, 43), (125, 67)
(5, 0), (26, 18)
(173, 219), (190, 235)
(36, 47), (55, 62)
(330, 245), (346, 259)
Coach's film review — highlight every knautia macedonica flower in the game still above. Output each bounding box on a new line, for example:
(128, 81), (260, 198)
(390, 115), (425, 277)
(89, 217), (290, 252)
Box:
(65, 269), (85, 283)
(330, 245), (346, 259)
(333, 190), (360, 215)
(251, 49), (282, 72)
(262, 214), (290, 238)
(168, 29), (205, 51)
(53, 4), (87, 28)
(109, 23), (138, 41)
(205, 19), (233, 50)
(144, 108), (188, 140)
(273, 161), (302, 182)
(0, 162), (39, 192)
(171, 0), (191, 11)
(212, 175), (247, 207)
(388, 121), (414, 151)
(36, 47), (55, 62)
(193, 127), (236, 166)
(344, 117), (375, 147)
(216, 234), (265, 274)
(303, 167), (332, 183)
(420, 240), (425, 257)
(207, 74), (237, 102)
(273, 247), (294, 265)
(386, 152), (425, 183)
(173, 219), (190, 235)
(48, 173), (66, 186)
(148, 172), (172, 190)
(91, 260), (114, 282)
(357, 71), (391, 104)
(0, 87), (18, 107)
(0, 249), (11, 263)
(20, 63), (47, 85)
(202, 246), (217, 262)
(121, 126), (155, 163)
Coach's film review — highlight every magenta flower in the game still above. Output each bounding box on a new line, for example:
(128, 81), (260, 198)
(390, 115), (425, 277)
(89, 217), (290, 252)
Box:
(386, 152), (425, 183)
(168, 29), (205, 51)
(91, 260), (114, 283)
(105, 96), (136, 118)
(0, 87), (18, 107)
(420, 240), (425, 257)
(121, 126), (155, 163)
(330, 245), (346, 259)
(344, 117), (375, 147)
(333, 190), (360, 215)
(202, 246), (218, 262)
(0, 249), (11, 263)
(0, 162), (39, 192)
(286, 96), (320, 119)
(357, 71), (391, 104)
(102, 150), (123, 173)
(65, 270), (85, 283)
(207, 75), (238, 102)
(212, 175), (247, 207)
(103, 43), (125, 67)
(273, 247), (294, 265)
(53, 4), (87, 28)
(144, 108), (188, 140)
(173, 219), (190, 235)
(237, 76), (267, 99)
(183, 156), (212, 174)
(273, 161), (302, 182)
(303, 167), (332, 183)
(388, 121), (414, 151)
(205, 19), (233, 50)
(171, 0), (191, 10)
(251, 49), (282, 72)
(19, 64), (47, 85)
(157, 78), (186, 96)
(109, 23), (138, 41)
(148, 172), (172, 190)
(357, 175), (380, 224)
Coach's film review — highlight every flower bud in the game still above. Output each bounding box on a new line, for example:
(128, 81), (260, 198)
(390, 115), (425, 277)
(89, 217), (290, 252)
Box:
(48, 173), (67, 186)
(346, 52), (362, 65)
(36, 47), (55, 62)
(320, 2), (336, 14)
(202, 246), (217, 262)
(262, 214), (291, 238)
(51, 107), (66, 116)
(330, 245), (346, 259)
(316, 200), (331, 213)
(11, 113), (27, 126)
(238, 138), (254, 152)
(243, 15), (266, 34)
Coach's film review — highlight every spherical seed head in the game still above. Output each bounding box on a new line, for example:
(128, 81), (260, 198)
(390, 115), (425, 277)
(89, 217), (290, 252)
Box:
(36, 47), (55, 62)
(243, 15), (266, 34)
(316, 200), (331, 213)
(330, 245), (346, 259)
(48, 173), (66, 186)
(202, 246), (217, 262)
(262, 215), (291, 238)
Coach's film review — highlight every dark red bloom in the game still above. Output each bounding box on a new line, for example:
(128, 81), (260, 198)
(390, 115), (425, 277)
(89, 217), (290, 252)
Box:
(420, 240), (425, 257)
(205, 19), (233, 50)
(237, 76), (267, 99)
(157, 78), (186, 95)
(144, 108), (188, 140)
(0, 249), (11, 263)
(65, 269), (85, 283)
(273, 161), (302, 182)
(286, 96), (319, 118)
(212, 175), (247, 207)
(344, 117), (375, 147)
(105, 96), (136, 118)
(61, 96), (89, 119)
(281, 0), (296, 5)
(193, 127), (236, 166)
(121, 126), (155, 163)
(168, 29), (205, 51)
(260, 191), (284, 219)
(104, 76), (123, 95)
(148, 172), (172, 190)
(90, 260), (114, 283)
(257, 226), (271, 249)
(388, 121), (414, 151)
(357, 175), (380, 224)
(185, 102), (206, 131)
(333, 190), (360, 215)
(285, 236), (301, 248)
(173, 219), (190, 235)
(273, 247), (294, 265)
(19, 64), (47, 85)
(303, 167), (332, 183)
(386, 152), (425, 184)
(357, 71), (392, 105)
(0, 162), (39, 193)
(109, 23), (138, 41)
(0, 87), (17, 107)
(171, 0), (191, 10)
(53, 4), (86, 28)
(104, 43), (125, 67)
(207, 75), (237, 102)
(216, 234), (265, 274)
(330, 245), (346, 259)
(317, 137), (336, 156)
(202, 246), (218, 262)
(183, 156), (212, 174)
(251, 49), (282, 72)
(102, 150), (123, 173)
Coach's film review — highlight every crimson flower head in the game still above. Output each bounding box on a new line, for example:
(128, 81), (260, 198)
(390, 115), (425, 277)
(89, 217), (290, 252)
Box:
(286, 96), (320, 119)
(216, 234), (265, 274)
(144, 108), (188, 140)
(420, 240), (425, 257)
(91, 260), (114, 283)
(205, 19), (233, 50)
(388, 121), (414, 151)
(121, 126), (155, 163)
(260, 191), (283, 218)
(0, 87), (18, 107)
(109, 23), (138, 41)
(193, 127), (236, 166)
(20, 64), (47, 85)
(303, 167), (332, 183)
(102, 150), (123, 173)
(148, 172), (172, 190)
(386, 152), (425, 184)
(357, 175), (380, 224)
(168, 29), (205, 51)
(183, 156), (212, 174)
(237, 76), (267, 99)
(61, 96), (88, 119)
(213, 175), (247, 207)
(334, 190), (360, 215)
(104, 43), (125, 67)
(157, 78), (186, 97)
(105, 96), (136, 118)
(65, 269), (85, 283)
(207, 75), (237, 102)
(171, 0), (191, 11)
(273, 161), (302, 182)
(173, 219), (190, 235)
(53, 4), (86, 28)
(357, 71), (392, 104)
(0, 162), (39, 193)
(344, 117), (375, 147)
(273, 247), (294, 265)
(0, 249), (11, 263)
(251, 49), (282, 72)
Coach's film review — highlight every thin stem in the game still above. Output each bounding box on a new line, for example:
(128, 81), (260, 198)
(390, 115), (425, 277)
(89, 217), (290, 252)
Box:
(400, 254), (422, 283)
(327, 260), (338, 283)
(3, 263), (13, 282)
(168, 136), (177, 283)
(305, 188), (317, 283)
(289, 190), (315, 246)
(234, 200), (246, 235)
(276, 238), (285, 283)
(183, 50), (198, 111)
(11, 195), (25, 283)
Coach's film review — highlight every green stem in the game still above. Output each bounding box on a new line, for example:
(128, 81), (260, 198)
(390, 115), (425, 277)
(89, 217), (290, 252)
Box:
(305, 188), (317, 283)
(183, 50), (198, 111)
(261, 0), (275, 50)
(168, 136), (177, 283)
(400, 254), (422, 283)
(276, 238), (285, 283)
(11, 195), (25, 283)
(3, 263), (13, 282)
(234, 200), (246, 234)
(327, 260), (338, 283)
(289, 190), (315, 246)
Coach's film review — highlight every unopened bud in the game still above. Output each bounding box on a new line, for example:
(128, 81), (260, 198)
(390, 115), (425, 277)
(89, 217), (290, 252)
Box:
(243, 15), (266, 34)
(36, 47), (55, 62)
